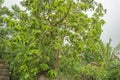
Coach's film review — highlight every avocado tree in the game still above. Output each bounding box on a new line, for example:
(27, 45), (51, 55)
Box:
(4, 0), (106, 79)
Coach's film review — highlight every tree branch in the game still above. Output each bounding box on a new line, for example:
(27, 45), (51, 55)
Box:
(53, 4), (72, 26)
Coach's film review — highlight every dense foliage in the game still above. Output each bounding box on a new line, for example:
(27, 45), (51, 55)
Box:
(0, 0), (11, 59)
(0, 0), (120, 80)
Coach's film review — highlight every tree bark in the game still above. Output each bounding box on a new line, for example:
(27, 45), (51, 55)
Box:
(54, 49), (59, 80)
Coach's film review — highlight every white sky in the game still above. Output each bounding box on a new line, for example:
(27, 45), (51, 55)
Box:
(97, 0), (120, 47)
(3, 0), (120, 47)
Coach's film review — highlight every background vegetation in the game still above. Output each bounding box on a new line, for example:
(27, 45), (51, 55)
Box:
(0, 0), (120, 80)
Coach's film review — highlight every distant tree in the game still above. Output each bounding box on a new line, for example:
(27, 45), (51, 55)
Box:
(114, 43), (120, 52)
(113, 43), (120, 60)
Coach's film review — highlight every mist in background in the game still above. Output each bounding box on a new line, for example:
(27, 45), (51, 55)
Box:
(4, 0), (120, 47)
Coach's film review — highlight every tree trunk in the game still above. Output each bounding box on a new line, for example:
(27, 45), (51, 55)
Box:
(54, 50), (59, 80)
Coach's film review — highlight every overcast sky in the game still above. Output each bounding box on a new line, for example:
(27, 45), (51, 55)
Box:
(3, 0), (120, 47)
(97, 0), (120, 47)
